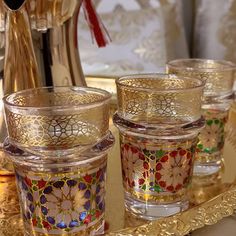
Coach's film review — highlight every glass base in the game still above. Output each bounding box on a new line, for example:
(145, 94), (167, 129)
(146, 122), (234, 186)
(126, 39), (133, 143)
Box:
(125, 193), (189, 220)
(193, 161), (221, 176)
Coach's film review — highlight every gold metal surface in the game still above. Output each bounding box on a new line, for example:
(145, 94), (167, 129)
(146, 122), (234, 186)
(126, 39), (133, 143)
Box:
(3, 1), (41, 96)
(0, 0), (78, 31)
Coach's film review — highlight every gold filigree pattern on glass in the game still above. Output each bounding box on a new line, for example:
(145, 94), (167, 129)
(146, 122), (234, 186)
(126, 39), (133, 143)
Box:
(167, 59), (235, 176)
(3, 87), (111, 154)
(167, 59), (235, 97)
(114, 73), (205, 219)
(116, 74), (204, 125)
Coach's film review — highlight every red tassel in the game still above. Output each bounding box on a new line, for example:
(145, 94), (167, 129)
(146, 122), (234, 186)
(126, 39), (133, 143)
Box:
(82, 0), (110, 47)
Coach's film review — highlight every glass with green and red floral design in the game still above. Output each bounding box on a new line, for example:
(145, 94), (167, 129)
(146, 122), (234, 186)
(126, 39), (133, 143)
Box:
(114, 73), (205, 219)
(167, 59), (235, 176)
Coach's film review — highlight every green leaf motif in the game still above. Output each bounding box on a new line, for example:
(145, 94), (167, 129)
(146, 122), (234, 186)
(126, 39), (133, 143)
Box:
(156, 150), (165, 158)
(143, 149), (150, 157)
(197, 144), (203, 150)
(206, 120), (213, 126)
(153, 185), (162, 192)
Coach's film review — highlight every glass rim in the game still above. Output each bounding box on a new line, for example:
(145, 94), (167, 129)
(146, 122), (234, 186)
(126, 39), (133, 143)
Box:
(116, 73), (205, 93)
(3, 86), (112, 111)
(167, 58), (236, 72)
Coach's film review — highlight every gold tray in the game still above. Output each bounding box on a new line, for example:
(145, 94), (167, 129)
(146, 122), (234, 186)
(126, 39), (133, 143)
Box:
(0, 77), (236, 235)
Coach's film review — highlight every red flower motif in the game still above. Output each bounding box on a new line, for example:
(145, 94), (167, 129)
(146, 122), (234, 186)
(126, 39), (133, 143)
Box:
(156, 163), (162, 171)
(42, 221), (51, 230)
(170, 151), (178, 157)
(143, 172), (149, 178)
(138, 178), (145, 185)
(179, 149), (186, 156)
(84, 174), (92, 183)
(32, 218), (37, 226)
(155, 172), (161, 181)
(95, 210), (101, 218)
(157, 148), (193, 193)
(84, 215), (92, 224)
(37, 179), (47, 189)
(96, 169), (102, 179)
(167, 186), (174, 192)
(24, 177), (32, 187)
(124, 144), (129, 151)
(159, 181), (166, 188)
(175, 184), (182, 191)
(143, 162), (149, 170)
(128, 179), (135, 187)
(139, 153), (145, 160)
(131, 146), (138, 153)
(160, 155), (168, 162)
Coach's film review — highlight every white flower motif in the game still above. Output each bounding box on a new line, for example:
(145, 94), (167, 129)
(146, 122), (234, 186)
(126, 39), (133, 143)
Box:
(158, 150), (192, 192)
(121, 143), (140, 181)
(199, 121), (223, 149)
(42, 180), (87, 228)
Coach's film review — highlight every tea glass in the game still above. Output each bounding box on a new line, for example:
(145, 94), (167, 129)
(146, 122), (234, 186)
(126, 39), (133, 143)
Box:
(113, 74), (205, 219)
(3, 86), (111, 155)
(167, 59), (235, 176)
(3, 86), (114, 235)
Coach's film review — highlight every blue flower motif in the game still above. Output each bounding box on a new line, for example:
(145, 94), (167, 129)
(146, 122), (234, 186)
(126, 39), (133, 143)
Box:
(96, 196), (101, 204)
(79, 212), (87, 221)
(22, 181), (28, 191)
(78, 182), (86, 190)
(57, 221), (67, 229)
(41, 206), (48, 215)
(29, 204), (35, 213)
(84, 190), (91, 199)
(26, 211), (31, 219)
(98, 201), (105, 211)
(69, 220), (79, 228)
(96, 185), (100, 194)
(40, 195), (47, 204)
(44, 186), (53, 194)
(67, 179), (77, 187)
(53, 181), (64, 188)
(47, 216), (55, 225)
(84, 201), (90, 211)
(27, 193), (33, 202)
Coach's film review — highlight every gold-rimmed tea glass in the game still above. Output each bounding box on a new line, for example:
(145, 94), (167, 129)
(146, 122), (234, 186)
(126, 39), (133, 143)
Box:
(2, 86), (115, 236)
(113, 73), (205, 219)
(3, 86), (111, 156)
(167, 59), (235, 176)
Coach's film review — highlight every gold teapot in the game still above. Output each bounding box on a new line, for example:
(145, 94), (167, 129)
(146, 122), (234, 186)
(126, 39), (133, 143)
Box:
(1, 0), (87, 95)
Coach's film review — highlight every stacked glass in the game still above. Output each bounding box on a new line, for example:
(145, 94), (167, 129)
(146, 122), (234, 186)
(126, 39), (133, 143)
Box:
(3, 87), (114, 236)
(167, 59), (235, 176)
(113, 74), (205, 219)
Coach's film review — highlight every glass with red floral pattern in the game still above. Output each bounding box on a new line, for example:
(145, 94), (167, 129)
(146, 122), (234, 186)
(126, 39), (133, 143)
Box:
(167, 59), (235, 176)
(113, 73), (205, 219)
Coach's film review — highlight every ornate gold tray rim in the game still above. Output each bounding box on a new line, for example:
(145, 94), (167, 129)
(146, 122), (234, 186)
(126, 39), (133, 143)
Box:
(107, 185), (236, 235)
